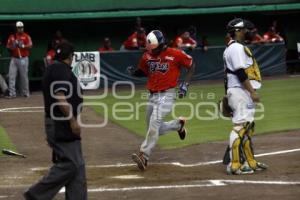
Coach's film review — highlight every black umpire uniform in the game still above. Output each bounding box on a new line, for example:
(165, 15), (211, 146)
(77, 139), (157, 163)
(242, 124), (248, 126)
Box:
(24, 42), (87, 200)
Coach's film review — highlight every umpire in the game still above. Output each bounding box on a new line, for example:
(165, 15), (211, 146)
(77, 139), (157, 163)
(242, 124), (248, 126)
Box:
(24, 42), (87, 200)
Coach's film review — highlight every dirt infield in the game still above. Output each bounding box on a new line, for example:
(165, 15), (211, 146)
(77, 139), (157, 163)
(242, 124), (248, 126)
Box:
(0, 94), (299, 200)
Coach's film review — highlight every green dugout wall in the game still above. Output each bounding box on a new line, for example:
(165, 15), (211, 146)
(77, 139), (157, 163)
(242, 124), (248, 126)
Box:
(0, 16), (293, 82)
(99, 43), (285, 85)
(0, 0), (298, 83)
(0, 42), (286, 86)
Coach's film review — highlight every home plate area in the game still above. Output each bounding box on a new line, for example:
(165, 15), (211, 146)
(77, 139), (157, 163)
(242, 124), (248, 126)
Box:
(30, 148), (300, 200)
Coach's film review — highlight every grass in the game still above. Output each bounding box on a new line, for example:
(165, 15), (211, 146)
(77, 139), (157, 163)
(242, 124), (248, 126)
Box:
(0, 126), (16, 156)
(89, 78), (300, 149)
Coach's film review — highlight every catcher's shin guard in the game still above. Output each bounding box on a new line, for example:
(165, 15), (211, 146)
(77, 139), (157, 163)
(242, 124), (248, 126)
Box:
(242, 122), (257, 169)
(243, 136), (257, 169)
(228, 123), (251, 171)
(247, 121), (255, 137)
(229, 130), (242, 171)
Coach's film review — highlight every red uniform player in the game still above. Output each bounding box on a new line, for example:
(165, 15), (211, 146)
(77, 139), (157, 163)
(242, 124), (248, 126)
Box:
(127, 30), (195, 171)
(6, 21), (32, 98)
(45, 49), (56, 66)
(263, 26), (284, 43)
(122, 28), (146, 50)
(98, 37), (114, 52)
(173, 31), (197, 50)
(139, 46), (193, 92)
(7, 26), (32, 58)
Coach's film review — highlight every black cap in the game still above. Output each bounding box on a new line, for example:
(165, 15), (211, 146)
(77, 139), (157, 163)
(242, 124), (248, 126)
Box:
(55, 41), (75, 61)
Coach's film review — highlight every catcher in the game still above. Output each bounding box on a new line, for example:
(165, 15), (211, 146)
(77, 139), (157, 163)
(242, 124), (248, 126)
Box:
(222, 18), (268, 175)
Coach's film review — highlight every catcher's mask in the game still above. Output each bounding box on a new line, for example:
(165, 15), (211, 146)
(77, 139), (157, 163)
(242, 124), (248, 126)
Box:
(227, 18), (256, 40)
(226, 18), (245, 33)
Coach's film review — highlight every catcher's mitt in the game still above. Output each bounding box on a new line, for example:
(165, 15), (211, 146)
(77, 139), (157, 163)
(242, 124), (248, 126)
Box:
(218, 96), (233, 117)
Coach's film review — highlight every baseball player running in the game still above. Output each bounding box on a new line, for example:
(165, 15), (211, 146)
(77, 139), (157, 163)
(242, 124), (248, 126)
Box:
(127, 30), (195, 171)
(223, 18), (268, 175)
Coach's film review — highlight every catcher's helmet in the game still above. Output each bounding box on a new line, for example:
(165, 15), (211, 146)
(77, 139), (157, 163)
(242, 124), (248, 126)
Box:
(146, 30), (165, 52)
(226, 18), (245, 32)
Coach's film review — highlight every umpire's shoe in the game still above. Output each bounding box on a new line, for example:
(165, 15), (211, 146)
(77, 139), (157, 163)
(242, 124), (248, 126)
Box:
(132, 152), (147, 171)
(178, 117), (187, 140)
(23, 191), (37, 200)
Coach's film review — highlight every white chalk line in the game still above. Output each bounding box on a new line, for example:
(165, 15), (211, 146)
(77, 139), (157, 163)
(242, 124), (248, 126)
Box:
(0, 106), (44, 113)
(58, 183), (217, 193)
(58, 179), (300, 193)
(31, 148), (300, 171)
(220, 179), (300, 185)
(5, 179), (299, 192)
(0, 196), (14, 199)
(110, 175), (144, 180)
(3, 148), (300, 192)
(0, 184), (31, 188)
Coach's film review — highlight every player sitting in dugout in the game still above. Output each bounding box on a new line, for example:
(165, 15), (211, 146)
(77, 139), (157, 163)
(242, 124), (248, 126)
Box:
(243, 21), (266, 44)
(98, 37), (114, 52)
(173, 31), (197, 50)
(248, 28), (265, 44)
(263, 26), (284, 43)
(121, 27), (147, 50)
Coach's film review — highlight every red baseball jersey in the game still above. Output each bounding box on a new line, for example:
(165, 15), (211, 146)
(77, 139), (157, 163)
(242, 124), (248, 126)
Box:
(123, 32), (146, 50)
(251, 34), (265, 43)
(7, 33), (32, 58)
(173, 36), (197, 48)
(46, 49), (56, 66)
(263, 32), (283, 42)
(138, 47), (193, 92)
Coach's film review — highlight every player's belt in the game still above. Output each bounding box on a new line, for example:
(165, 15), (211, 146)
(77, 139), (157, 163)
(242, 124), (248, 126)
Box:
(149, 88), (175, 94)
(228, 86), (242, 88)
(149, 90), (167, 94)
(149, 90), (166, 94)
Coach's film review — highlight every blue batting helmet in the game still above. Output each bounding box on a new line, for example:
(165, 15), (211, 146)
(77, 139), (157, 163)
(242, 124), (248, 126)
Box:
(146, 30), (165, 51)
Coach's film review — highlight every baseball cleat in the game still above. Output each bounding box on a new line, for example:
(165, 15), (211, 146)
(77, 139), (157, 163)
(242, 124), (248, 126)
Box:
(177, 117), (187, 140)
(132, 153), (147, 171)
(5, 95), (16, 99)
(255, 162), (268, 171)
(227, 165), (254, 175)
